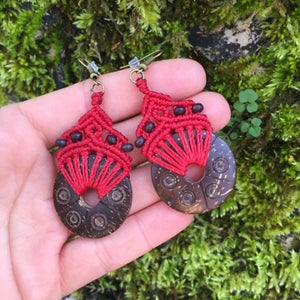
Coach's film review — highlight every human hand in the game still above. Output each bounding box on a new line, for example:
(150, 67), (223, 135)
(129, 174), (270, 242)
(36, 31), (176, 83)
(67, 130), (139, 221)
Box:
(0, 59), (231, 299)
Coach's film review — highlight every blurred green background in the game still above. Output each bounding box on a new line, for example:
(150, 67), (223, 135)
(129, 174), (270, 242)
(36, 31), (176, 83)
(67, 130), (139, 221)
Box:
(0, 1), (299, 299)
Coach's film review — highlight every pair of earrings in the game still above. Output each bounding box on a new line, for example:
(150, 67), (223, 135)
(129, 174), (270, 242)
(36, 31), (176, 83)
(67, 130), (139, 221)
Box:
(53, 53), (236, 238)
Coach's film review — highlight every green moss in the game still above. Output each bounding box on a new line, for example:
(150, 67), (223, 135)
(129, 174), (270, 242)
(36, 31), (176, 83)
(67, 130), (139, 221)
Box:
(1, 1), (299, 299)
(0, 2), (60, 101)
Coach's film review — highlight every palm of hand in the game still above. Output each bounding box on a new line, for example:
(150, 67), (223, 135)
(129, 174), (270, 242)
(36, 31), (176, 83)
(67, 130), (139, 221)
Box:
(0, 59), (230, 299)
(0, 103), (73, 298)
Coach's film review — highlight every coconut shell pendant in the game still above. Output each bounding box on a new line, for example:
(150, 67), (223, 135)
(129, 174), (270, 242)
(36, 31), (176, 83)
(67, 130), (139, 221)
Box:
(134, 78), (236, 214)
(53, 92), (133, 238)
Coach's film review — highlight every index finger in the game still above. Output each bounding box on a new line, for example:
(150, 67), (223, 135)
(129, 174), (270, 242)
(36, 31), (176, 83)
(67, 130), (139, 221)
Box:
(16, 59), (207, 146)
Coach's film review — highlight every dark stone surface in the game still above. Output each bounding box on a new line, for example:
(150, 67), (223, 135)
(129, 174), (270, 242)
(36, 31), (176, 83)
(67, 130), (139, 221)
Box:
(190, 18), (263, 63)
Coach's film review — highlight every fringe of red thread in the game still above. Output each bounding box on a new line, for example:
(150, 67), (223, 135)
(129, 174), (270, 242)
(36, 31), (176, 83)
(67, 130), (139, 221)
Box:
(55, 92), (131, 199)
(136, 78), (213, 175)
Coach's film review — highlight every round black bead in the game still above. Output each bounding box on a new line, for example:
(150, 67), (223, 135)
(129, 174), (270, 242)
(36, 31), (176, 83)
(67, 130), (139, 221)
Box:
(106, 134), (117, 145)
(55, 138), (67, 148)
(135, 136), (146, 148)
(70, 131), (82, 142)
(122, 143), (134, 152)
(143, 121), (155, 133)
(174, 106), (186, 116)
(192, 103), (204, 113)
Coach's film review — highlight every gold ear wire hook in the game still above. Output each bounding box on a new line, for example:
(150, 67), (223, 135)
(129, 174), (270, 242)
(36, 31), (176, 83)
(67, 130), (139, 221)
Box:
(78, 58), (101, 81)
(141, 49), (162, 66)
(78, 58), (90, 69)
(120, 49), (162, 70)
(78, 58), (104, 93)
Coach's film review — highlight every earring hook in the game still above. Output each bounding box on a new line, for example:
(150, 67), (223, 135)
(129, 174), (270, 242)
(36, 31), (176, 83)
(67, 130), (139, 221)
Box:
(78, 58), (104, 93)
(78, 58), (102, 80)
(120, 49), (162, 70)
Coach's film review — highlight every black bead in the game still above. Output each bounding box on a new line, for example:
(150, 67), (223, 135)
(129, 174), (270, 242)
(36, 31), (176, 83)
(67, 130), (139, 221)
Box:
(143, 121), (155, 133)
(122, 143), (134, 152)
(70, 132), (82, 142)
(192, 103), (204, 113)
(135, 136), (146, 148)
(55, 138), (67, 147)
(174, 106), (186, 116)
(106, 134), (117, 145)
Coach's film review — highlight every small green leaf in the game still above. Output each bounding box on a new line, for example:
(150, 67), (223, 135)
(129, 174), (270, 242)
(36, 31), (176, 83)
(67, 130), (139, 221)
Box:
(251, 117), (262, 126)
(230, 132), (238, 140)
(234, 101), (245, 113)
(247, 102), (259, 113)
(240, 121), (250, 133)
(249, 126), (261, 137)
(238, 89), (259, 103)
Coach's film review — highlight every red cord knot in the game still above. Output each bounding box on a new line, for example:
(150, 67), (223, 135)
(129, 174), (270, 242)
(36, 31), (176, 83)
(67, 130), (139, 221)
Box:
(136, 78), (150, 95)
(91, 92), (104, 106)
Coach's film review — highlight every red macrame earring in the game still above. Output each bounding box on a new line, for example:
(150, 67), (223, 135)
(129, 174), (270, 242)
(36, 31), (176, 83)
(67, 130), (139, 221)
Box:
(127, 54), (236, 214)
(52, 61), (133, 238)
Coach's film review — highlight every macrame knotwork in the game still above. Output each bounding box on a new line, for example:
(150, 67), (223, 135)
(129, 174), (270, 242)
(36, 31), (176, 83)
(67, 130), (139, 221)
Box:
(53, 92), (133, 238)
(135, 78), (236, 214)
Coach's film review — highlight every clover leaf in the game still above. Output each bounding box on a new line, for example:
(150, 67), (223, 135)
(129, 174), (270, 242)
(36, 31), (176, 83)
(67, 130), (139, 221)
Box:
(238, 89), (259, 103)
(240, 121), (250, 133)
(251, 118), (262, 127)
(249, 126), (261, 137)
(247, 101), (259, 113)
(234, 101), (246, 113)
